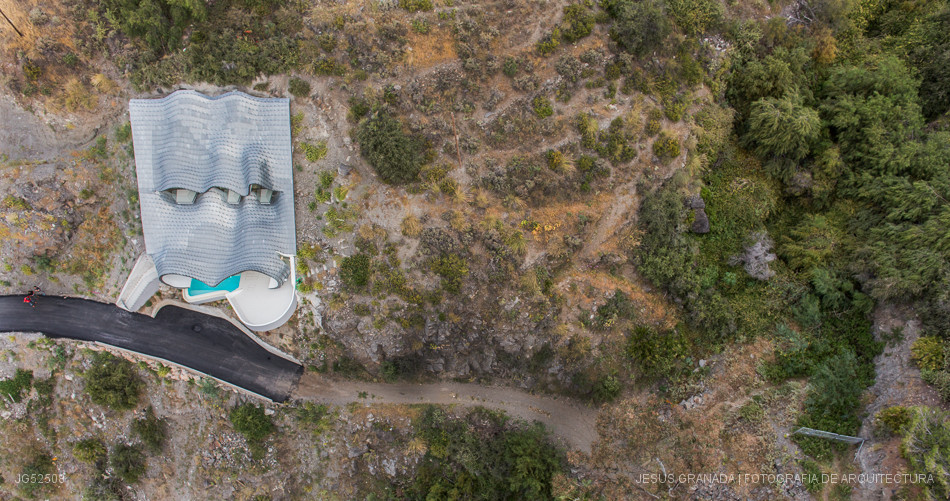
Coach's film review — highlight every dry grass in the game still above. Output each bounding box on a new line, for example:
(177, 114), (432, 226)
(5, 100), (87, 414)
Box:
(61, 206), (121, 288)
(1, 0), (80, 64)
(90, 73), (118, 94)
(470, 188), (491, 209)
(591, 334), (813, 498)
(1, 0), (94, 114)
(404, 28), (457, 69)
(400, 214), (422, 237)
(58, 78), (96, 113)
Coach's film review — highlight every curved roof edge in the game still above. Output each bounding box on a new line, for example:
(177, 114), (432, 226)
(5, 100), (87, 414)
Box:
(131, 89), (291, 105)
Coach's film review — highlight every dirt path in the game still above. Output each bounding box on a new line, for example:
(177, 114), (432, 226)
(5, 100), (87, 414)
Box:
(854, 304), (946, 501)
(293, 372), (601, 453)
(578, 178), (639, 262)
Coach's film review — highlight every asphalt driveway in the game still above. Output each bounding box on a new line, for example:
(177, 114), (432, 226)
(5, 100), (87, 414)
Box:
(0, 295), (302, 401)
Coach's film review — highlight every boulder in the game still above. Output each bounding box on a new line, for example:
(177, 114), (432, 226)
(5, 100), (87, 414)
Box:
(691, 208), (710, 234)
(730, 231), (776, 280)
(688, 194), (706, 209)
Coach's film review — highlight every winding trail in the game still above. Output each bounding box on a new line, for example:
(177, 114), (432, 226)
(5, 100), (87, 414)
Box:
(294, 373), (600, 453)
(0, 295), (600, 452)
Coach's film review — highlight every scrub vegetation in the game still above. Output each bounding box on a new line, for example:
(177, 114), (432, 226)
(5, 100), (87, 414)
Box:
(3, 0), (950, 497)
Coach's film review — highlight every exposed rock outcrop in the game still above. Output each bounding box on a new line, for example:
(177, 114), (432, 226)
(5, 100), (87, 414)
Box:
(730, 231), (776, 280)
(688, 194), (710, 234)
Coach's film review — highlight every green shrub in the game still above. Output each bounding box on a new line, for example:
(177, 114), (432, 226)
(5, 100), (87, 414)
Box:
(198, 378), (220, 398)
(536, 28), (562, 56)
(23, 59), (42, 81)
(229, 402), (275, 443)
(89, 136), (108, 158)
(295, 402), (333, 435)
(315, 170), (334, 203)
(578, 116), (636, 164)
(290, 112), (304, 136)
(18, 451), (56, 498)
(430, 253), (469, 294)
(406, 407), (564, 499)
(83, 352), (143, 411)
(0, 368), (33, 403)
(503, 57), (520, 77)
(323, 205), (358, 237)
(62, 52), (79, 66)
(796, 350), (866, 456)
(81, 477), (123, 501)
(31, 253), (55, 274)
(356, 111), (428, 184)
(502, 424), (564, 497)
(546, 149), (566, 170)
(315, 187), (331, 204)
(607, 0), (670, 57)
(594, 290), (636, 328)
(875, 406), (912, 435)
(288, 77), (311, 98)
(800, 459), (823, 493)
(560, 4), (595, 43)
(2, 195), (31, 210)
(172, 15), (302, 87)
(593, 374), (622, 402)
(738, 400), (765, 422)
(319, 170), (335, 189)
(667, 0), (723, 35)
(922, 369), (950, 402)
(317, 32), (337, 52)
(349, 97), (372, 121)
(301, 141), (328, 162)
(652, 131), (681, 160)
(745, 94), (821, 162)
(576, 113), (598, 148)
(132, 406), (167, 453)
(532, 95), (554, 118)
(110, 444), (146, 484)
(73, 438), (108, 465)
(332, 355), (365, 377)
(663, 94), (687, 122)
(381, 360), (399, 382)
(297, 242), (320, 261)
(626, 325), (688, 378)
(411, 18), (430, 34)
(340, 254), (371, 289)
(101, 0), (206, 53)
(901, 407), (950, 499)
(911, 336), (946, 372)
(399, 0), (433, 12)
(115, 122), (132, 143)
(634, 176), (735, 337)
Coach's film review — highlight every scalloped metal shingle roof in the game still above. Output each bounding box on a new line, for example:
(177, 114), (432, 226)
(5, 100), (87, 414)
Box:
(129, 90), (295, 287)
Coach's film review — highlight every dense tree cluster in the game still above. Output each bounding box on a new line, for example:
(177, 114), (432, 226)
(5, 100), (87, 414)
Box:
(725, 1), (950, 336)
(355, 111), (430, 184)
(397, 407), (563, 499)
(631, 0), (950, 455)
(83, 352), (143, 411)
(100, 0), (206, 54)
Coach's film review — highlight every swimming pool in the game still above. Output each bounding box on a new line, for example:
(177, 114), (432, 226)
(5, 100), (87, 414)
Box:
(188, 275), (241, 295)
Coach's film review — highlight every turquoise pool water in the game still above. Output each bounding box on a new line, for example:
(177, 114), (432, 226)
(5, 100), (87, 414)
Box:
(188, 275), (241, 294)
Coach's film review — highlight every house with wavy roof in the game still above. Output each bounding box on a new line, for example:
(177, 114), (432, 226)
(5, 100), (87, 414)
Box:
(117, 90), (297, 332)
